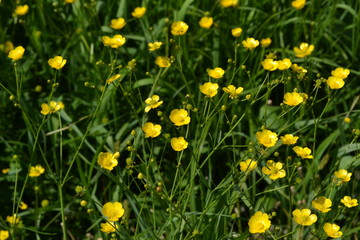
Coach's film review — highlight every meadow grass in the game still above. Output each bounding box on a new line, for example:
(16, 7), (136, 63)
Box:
(0, 0), (359, 239)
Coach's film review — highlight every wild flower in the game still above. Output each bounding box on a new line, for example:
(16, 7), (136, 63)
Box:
(220, 0), (238, 8)
(261, 59), (278, 71)
(326, 76), (345, 89)
(100, 222), (118, 234)
(15, 5), (29, 16)
(29, 165), (45, 177)
(170, 137), (188, 151)
(256, 129), (278, 148)
(292, 0), (306, 9)
(64, 0), (76, 3)
(312, 196), (332, 213)
(283, 92), (304, 106)
(132, 7), (146, 18)
(291, 63), (307, 73)
(169, 109), (190, 126)
(242, 38), (259, 50)
(106, 74), (121, 84)
(110, 17), (126, 30)
(344, 117), (351, 123)
(148, 41), (162, 51)
(101, 35), (126, 48)
(0, 230), (9, 240)
(171, 21), (189, 36)
(331, 67), (350, 79)
(277, 58), (292, 70)
(260, 38), (272, 47)
(239, 159), (257, 172)
(280, 134), (298, 145)
(340, 196), (358, 208)
(292, 146), (313, 159)
(199, 16), (213, 29)
(207, 67), (225, 79)
(6, 214), (20, 225)
(294, 42), (314, 58)
(97, 152), (120, 171)
(19, 202), (28, 210)
(262, 160), (286, 180)
(334, 169), (351, 183)
(323, 223), (342, 238)
(222, 85), (243, 99)
(40, 101), (64, 115)
(292, 209), (317, 226)
(0, 41), (14, 53)
(144, 95), (163, 112)
(200, 82), (219, 98)
(8, 46), (25, 61)
(48, 56), (67, 69)
(231, 27), (242, 37)
(142, 122), (162, 138)
(248, 211), (271, 234)
(102, 202), (125, 221)
(155, 56), (171, 68)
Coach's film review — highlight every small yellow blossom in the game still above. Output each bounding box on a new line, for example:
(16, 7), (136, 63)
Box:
(277, 58), (292, 70)
(41, 199), (49, 207)
(312, 196), (332, 213)
(145, 95), (163, 112)
(0, 230), (9, 240)
(344, 117), (351, 123)
(199, 16), (213, 29)
(293, 146), (313, 159)
(242, 38), (259, 50)
(171, 137), (188, 151)
(220, 0), (238, 8)
(64, 0), (76, 3)
(283, 92), (304, 106)
(0, 41), (14, 53)
(41, 101), (63, 115)
(102, 202), (125, 221)
(169, 109), (190, 126)
(110, 17), (126, 30)
(222, 85), (244, 99)
(207, 67), (225, 79)
(171, 21), (189, 36)
(261, 59), (278, 71)
(280, 134), (298, 145)
(239, 159), (257, 172)
(260, 38), (272, 47)
(292, 0), (306, 9)
(231, 28), (242, 37)
(155, 56), (171, 68)
(75, 185), (86, 196)
(200, 82), (219, 98)
(292, 209), (317, 226)
(323, 223), (342, 238)
(48, 56), (67, 69)
(262, 160), (286, 180)
(102, 35), (126, 48)
(142, 122), (162, 138)
(248, 211), (271, 234)
(326, 76), (345, 89)
(291, 63), (307, 73)
(148, 41), (162, 51)
(334, 169), (351, 183)
(331, 67), (350, 79)
(131, 7), (146, 18)
(19, 202), (28, 210)
(2, 168), (10, 174)
(294, 42), (314, 58)
(15, 5), (29, 16)
(256, 129), (278, 148)
(8, 46), (25, 61)
(341, 196), (358, 208)
(6, 214), (20, 225)
(97, 152), (120, 171)
(100, 222), (118, 234)
(106, 74), (121, 84)
(29, 165), (45, 177)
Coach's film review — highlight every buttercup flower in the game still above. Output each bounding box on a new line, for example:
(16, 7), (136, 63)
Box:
(262, 160), (286, 180)
(97, 152), (120, 171)
(171, 21), (189, 36)
(331, 67), (350, 79)
(142, 122), (162, 138)
(231, 27), (242, 37)
(64, 0), (76, 3)
(145, 95), (163, 112)
(223, 85), (244, 99)
(220, 0), (238, 8)
(8, 46), (25, 61)
(341, 196), (358, 208)
(148, 41), (162, 51)
(277, 58), (292, 70)
(326, 76), (345, 89)
(242, 38), (259, 50)
(171, 137), (188, 151)
(261, 59), (278, 71)
(280, 134), (299, 145)
(132, 7), (146, 18)
(102, 35), (126, 48)
(292, 0), (306, 9)
(41, 101), (64, 115)
(256, 129), (278, 148)
(294, 42), (314, 58)
(292, 209), (317, 226)
(19, 202), (28, 210)
(48, 56), (67, 69)
(107, 74), (121, 84)
(291, 63), (307, 73)
(293, 146), (313, 159)
(102, 202), (125, 221)
(200, 82), (219, 98)
(29, 165), (45, 177)
(283, 92), (304, 106)
(323, 223), (342, 238)
(169, 109), (190, 126)
(15, 5), (29, 16)
(0, 41), (14, 53)
(2, 168), (10, 174)
(207, 67), (225, 79)
(0, 230), (9, 240)
(110, 17), (126, 30)
(248, 211), (271, 234)
(199, 16), (213, 29)
(100, 222), (118, 234)
(312, 196), (332, 213)
(334, 169), (351, 183)
(155, 56), (171, 68)
(240, 159), (257, 172)
(6, 214), (20, 225)
(260, 38), (272, 47)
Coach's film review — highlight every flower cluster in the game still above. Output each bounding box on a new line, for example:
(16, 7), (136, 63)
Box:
(326, 67), (350, 89)
(102, 35), (126, 48)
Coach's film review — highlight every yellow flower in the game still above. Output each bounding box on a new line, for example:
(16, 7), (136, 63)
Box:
(242, 38), (259, 50)
(155, 56), (171, 68)
(323, 223), (342, 238)
(334, 169), (351, 183)
(100, 222), (118, 234)
(292, 209), (317, 226)
(15, 5), (29, 16)
(171, 137), (188, 151)
(131, 7), (146, 18)
(6, 214), (20, 225)
(110, 17), (126, 30)
(248, 211), (271, 234)
(277, 58), (292, 70)
(292, 0), (306, 10)
(220, 0), (238, 8)
(260, 38), (272, 47)
(231, 27), (242, 37)
(19, 202), (28, 210)
(207, 67), (225, 79)
(326, 76), (345, 89)
(239, 159), (257, 172)
(283, 92), (304, 106)
(280, 134), (298, 145)
(261, 59), (278, 71)
(294, 42), (314, 58)
(0, 41), (14, 53)
(291, 63), (307, 73)
(341, 196), (358, 208)
(48, 56), (66, 69)
(199, 82), (219, 98)
(222, 85), (244, 99)
(101, 35), (126, 48)
(2, 168), (10, 174)
(106, 74), (121, 84)
(29, 165), (45, 177)
(102, 202), (125, 221)
(199, 16), (213, 29)
(331, 67), (350, 79)
(64, 0), (76, 3)
(97, 152), (120, 171)
(256, 129), (278, 148)
(40, 101), (63, 115)
(171, 21), (189, 36)
(312, 196), (332, 213)
(0, 230), (9, 240)
(145, 95), (163, 112)
(169, 109), (190, 126)
(344, 117), (351, 123)
(8, 46), (25, 61)
(293, 146), (313, 159)
(142, 122), (162, 138)
(148, 41), (162, 51)
(262, 160), (286, 180)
